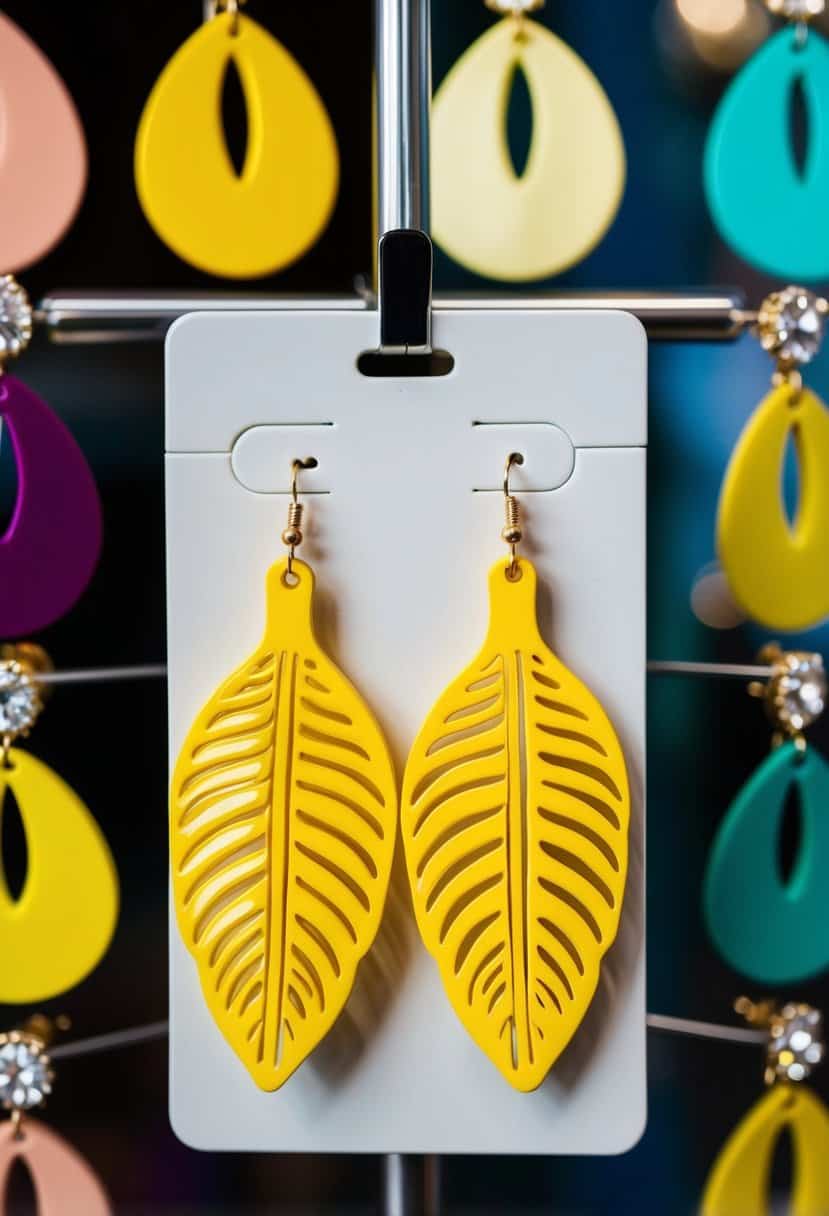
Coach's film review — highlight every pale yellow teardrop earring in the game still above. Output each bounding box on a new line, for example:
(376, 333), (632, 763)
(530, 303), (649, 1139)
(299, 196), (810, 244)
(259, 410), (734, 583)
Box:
(431, 0), (625, 282)
(135, 1), (339, 279)
(717, 287), (829, 631)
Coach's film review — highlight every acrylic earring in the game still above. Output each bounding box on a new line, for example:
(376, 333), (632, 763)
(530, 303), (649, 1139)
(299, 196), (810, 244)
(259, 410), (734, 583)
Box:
(431, 0), (625, 282)
(0, 277), (102, 638)
(400, 455), (630, 1092)
(135, 0), (339, 279)
(171, 460), (398, 1090)
(705, 0), (829, 280)
(0, 12), (87, 273)
(0, 1017), (111, 1215)
(717, 286), (829, 632)
(0, 646), (118, 1004)
(704, 646), (829, 985)
(702, 999), (829, 1215)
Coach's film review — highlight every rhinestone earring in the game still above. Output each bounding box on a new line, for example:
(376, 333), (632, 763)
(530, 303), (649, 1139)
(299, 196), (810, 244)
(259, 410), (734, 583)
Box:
(717, 285), (829, 631)
(0, 645), (118, 1003)
(702, 999), (829, 1214)
(0, 1017), (111, 1213)
(703, 645), (829, 984)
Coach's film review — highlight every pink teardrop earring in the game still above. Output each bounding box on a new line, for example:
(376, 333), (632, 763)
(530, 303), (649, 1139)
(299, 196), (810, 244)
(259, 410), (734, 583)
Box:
(0, 277), (102, 636)
(0, 12), (87, 272)
(0, 1017), (111, 1215)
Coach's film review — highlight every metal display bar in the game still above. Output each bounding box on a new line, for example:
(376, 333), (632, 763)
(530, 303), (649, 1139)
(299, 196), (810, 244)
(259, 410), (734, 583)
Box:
(33, 660), (774, 687)
(48, 1011), (767, 1063)
(36, 289), (751, 344)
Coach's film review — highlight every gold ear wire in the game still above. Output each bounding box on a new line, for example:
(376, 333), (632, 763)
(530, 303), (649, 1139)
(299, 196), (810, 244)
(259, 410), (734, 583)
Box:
(502, 452), (524, 579)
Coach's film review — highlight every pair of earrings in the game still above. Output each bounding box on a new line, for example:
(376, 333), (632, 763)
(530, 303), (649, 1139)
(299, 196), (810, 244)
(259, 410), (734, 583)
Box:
(172, 456), (631, 1093)
(717, 285), (829, 631)
(702, 999), (829, 1214)
(705, 0), (829, 280)
(0, 277), (102, 637)
(134, 1), (339, 279)
(432, 0), (626, 282)
(0, 646), (118, 1004)
(0, 1018), (110, 1214)
(704, 645), (829, 985)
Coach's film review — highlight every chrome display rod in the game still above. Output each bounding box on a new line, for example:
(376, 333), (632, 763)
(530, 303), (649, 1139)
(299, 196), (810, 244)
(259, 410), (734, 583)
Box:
(36, 289), (750, 344)
(375, 0), (430, 234)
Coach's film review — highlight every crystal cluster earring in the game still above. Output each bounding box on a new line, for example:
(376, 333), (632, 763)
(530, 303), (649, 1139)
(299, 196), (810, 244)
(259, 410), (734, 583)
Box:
(717, 286), (829, 631)
(704, 645), (829, 984)
(400, 456), (630, 1091)
(702, 999), (829, 1215)
(0, 1017), (111, 1214)
(0, 645), (118, 1003)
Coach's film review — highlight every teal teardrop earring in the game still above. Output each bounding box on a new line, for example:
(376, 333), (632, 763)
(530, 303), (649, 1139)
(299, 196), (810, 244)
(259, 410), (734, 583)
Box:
(704, 645), (829, 984)
(705, 0), (829, 280)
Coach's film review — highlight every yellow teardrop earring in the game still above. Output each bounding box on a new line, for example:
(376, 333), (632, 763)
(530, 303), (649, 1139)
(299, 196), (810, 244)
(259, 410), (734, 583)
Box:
(431, 0), (625, 282)
(702, 998), (829, 1215)
(717, 285), (829, 631)
(134, 0), (339, 279)
(0, 645), (119, 1004)
(400, 455), (630, 1092)
(171, 460), (398, 1090)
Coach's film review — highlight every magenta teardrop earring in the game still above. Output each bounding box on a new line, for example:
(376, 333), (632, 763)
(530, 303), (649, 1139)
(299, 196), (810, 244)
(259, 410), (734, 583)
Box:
(0, 277), (102, 636)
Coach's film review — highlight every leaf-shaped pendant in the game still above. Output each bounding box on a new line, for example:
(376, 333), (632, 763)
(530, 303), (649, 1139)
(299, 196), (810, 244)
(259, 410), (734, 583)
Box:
(704, 742), (829, 985)
(0, 13), (87, 272)
(171, 558), (397, 1090)
(705, 28), (829, 280)
(702, 1084), (829, 1216)
(0, 376), (102, 638)
(0, 1118), (111, 1216)
(431, 16), (625, 282)
(400, 559), (630, 1091)
(135, 11), (339, 279)
(0, 750), (118, 1003)
(716, 384), (829, 631)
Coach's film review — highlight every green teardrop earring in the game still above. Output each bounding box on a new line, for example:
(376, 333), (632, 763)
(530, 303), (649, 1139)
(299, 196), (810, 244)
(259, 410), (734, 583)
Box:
(704, 645), (829, 984)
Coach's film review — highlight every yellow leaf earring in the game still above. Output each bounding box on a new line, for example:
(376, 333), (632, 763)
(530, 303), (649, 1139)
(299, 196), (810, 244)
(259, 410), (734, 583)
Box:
(171, 460), (398, 1090)
(702, 998), (829, 1216)
(717, 286), (829, 631)
(401, 455), (630, 1092)
(135, 0), (339, 279)
(0, 646), (118, 1004)
(431, 0), (625, 282)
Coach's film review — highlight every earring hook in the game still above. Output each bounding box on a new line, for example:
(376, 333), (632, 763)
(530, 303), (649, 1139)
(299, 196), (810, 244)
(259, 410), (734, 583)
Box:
(502, 453), (524, 580)
(282, 459), (317, 579)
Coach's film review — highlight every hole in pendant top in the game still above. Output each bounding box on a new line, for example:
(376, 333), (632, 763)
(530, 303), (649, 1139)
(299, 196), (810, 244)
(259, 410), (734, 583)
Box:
(788, 76), (809, 178)
(1, 787), (27, 903)
(506, 65), (533, 179)
(220, 58), (249, 178)
(0, 277), (32, 363)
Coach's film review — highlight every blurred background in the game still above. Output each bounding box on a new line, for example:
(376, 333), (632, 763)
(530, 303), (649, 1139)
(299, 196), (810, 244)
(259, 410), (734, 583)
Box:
(2, 0), (828, 1210)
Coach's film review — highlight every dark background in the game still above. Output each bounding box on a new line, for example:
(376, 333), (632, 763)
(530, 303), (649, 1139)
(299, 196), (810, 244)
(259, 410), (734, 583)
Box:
(2, 1), (829, 1211)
